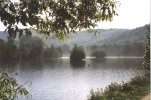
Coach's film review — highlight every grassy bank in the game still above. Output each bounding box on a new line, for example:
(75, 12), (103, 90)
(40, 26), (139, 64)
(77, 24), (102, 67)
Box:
(88, 73), (150, 100)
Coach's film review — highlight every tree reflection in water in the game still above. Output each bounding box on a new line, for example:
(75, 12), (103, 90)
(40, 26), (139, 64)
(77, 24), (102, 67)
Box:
(70, 60), (86, 69)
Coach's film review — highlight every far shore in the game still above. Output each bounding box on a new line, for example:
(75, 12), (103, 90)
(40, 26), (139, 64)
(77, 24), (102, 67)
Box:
(60, 56), (143, 59)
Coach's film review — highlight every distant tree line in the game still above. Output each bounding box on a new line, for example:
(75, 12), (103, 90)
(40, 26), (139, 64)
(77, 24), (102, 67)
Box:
(43, 44), (62, 58)
(18, 36), (43, 60)
(91, 49), (106, 58)
(89, 43), (145, 56)
(0, 36), (62, 60)
(0, 38), (18, 60)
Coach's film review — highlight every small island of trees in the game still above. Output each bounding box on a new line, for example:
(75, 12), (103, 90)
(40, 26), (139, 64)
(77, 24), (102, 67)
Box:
(70, 44), (86, 61)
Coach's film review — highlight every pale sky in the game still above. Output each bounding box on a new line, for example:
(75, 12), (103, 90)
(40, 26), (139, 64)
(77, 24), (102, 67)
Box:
(0, 0), (150, 31)
(97, 0), (150, 29)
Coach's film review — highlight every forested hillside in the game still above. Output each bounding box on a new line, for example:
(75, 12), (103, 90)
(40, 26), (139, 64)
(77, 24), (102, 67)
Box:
(0, 24), (149, 56)
(0, 25), (148, 46)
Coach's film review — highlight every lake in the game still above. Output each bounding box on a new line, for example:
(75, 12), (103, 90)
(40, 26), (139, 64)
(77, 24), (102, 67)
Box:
(0, 57), (145, 100)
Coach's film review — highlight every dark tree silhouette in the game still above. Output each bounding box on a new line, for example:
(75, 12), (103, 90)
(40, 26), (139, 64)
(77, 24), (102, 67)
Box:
(0, 0), (119, 39)
(70, 44), (86, 61)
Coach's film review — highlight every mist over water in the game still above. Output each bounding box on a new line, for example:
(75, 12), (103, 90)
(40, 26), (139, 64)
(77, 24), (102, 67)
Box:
(1, 58), (145, 100)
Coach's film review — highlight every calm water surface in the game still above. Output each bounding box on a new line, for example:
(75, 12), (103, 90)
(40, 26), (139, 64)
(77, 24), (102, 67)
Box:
(0, 58), (145, 100)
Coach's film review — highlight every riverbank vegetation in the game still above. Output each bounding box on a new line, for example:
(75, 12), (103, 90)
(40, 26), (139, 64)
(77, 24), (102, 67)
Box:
(88, 73), (150, 100)
(143, 27), (150, 70)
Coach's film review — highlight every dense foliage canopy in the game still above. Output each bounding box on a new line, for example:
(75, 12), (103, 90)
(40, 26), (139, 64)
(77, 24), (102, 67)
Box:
(0, 0), (119, 39)
(19, 36), (44, 60)
(70, 44), (85, 61)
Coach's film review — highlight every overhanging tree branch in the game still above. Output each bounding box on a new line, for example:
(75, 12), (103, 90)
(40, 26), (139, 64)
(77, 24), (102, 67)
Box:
(0, 0), (119, 39)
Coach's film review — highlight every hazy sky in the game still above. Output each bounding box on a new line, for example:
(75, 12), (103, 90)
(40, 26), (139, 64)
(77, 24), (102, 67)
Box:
(0, 0), (150, 31)
(97, 0), (150, 29)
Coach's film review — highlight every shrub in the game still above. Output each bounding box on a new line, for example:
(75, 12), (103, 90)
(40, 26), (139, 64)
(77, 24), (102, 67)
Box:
(88, 75), (150, 100)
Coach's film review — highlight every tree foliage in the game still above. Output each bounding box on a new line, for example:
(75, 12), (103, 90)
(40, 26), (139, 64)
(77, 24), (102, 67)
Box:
(143, 25), (150, 69)
(70, 44), (85, 61)
(19, 36), (44, 60)
(0, 73), (30, 100)
(91, 49), (106, 58)
(0, 0), (119, 39)
(43, 44), (62, 58)
(0, 36), (64, 60)
(88, 74), (150, 100)
(0, 38), (18, 60)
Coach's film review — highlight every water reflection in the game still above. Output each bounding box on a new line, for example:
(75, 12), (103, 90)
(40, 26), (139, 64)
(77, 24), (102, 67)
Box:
(41, 59), (63, 69)
(0, 60), (17, 73)
(0, 60), (17, 67)
(70, 60), (86, 69)
(0, 58), (145, 100)
(18, 60), (43, 71)
(90, 58), (144, 69)
(91, 58), (106, 63)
